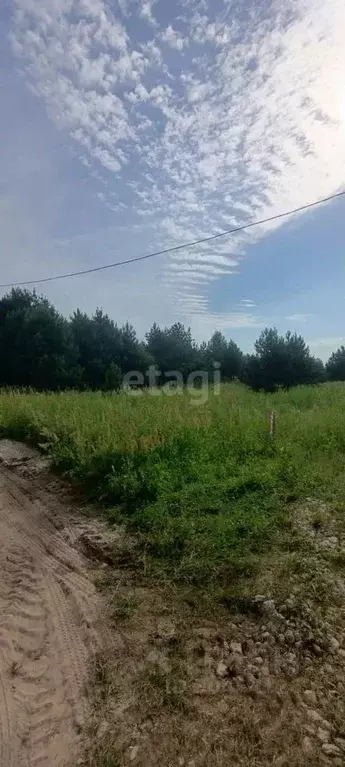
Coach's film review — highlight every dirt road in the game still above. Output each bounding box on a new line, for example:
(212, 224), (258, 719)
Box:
(0, 441), (101, 767)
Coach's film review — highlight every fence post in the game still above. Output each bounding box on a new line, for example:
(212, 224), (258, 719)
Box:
(269, 410), (277, 441)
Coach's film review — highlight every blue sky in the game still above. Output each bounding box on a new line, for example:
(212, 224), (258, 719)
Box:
(1, 0), (344, 360)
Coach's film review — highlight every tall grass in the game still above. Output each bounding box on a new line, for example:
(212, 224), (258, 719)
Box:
(1, 382), (345, 588)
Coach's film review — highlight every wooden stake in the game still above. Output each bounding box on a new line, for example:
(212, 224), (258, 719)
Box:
(269, 410), (277, 440)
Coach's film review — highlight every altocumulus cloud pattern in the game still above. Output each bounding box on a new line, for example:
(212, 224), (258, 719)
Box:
(10, 0), (345, 328)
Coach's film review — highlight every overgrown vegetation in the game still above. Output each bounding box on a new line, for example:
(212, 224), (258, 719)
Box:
(1, 382), (345, 592)
(1, 288), (344, 393)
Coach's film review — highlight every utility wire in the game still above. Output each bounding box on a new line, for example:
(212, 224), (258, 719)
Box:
(1, 189), (345, 288)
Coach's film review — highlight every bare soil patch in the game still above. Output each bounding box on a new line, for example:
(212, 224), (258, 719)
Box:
(1, 440), (345, 766)
(0, 440), (106, 766)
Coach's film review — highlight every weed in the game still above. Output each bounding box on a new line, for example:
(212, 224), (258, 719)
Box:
(95, 571), (116, 592)
(84, 740), (121, 767)
(139, 664), (188, 714)
(1, 382), (345, 593)
(9, 660), (20, 676)
(312, 510), (327, 530)
(88, 752), (120, 767)
(329, 550), (345, 570)
(91, 652), (114, 702)
(109, 596), (138, 621)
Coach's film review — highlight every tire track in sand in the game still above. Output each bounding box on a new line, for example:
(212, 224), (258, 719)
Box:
(0, 444), (104, 767)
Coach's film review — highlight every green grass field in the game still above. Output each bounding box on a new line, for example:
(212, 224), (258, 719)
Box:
(1, 382), (345, 591)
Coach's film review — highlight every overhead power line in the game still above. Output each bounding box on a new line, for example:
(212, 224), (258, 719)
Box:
(1, 189), (345, 288)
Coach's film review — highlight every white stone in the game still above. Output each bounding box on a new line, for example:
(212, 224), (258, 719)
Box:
(129, 744), (140, 762)
(262, 599), (275, 613)
(334, 738), (345, 752)
(329, 637), (340, 652)
(216, 661), (229, 678)
(306, 709), (324, 724)
(303, 690), (317, 705)
(322, 743), (341, 756)
(302, 736), (313, 755)
(317, 728), (330, 744)
(230, 641), (242, 655)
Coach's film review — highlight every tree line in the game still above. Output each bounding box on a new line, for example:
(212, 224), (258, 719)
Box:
(0, 288), (344, 393)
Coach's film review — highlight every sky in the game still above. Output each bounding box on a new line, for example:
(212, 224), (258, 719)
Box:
(1, 0), (344, 360)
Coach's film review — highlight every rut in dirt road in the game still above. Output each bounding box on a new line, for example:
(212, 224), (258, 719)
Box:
(0, 441), (103, 767)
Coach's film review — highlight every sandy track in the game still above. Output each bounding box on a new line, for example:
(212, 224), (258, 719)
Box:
(0, 441), (101, 767)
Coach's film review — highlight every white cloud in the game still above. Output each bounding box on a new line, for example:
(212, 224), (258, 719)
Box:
(285, 313), (313, 322)
(167, 262), (235, 275)
(187, 81), (211, 104)
(140, 0), (158, 27)
(92, 147), (121, 172)
(10, 0), (345, 331)
(161, 25), (186, 51)
(11, 0), (142, 174)
(140, 40), (162, 65)
(171, 254), (238, 267)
